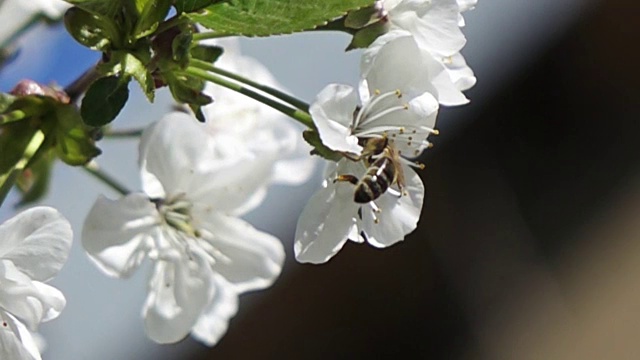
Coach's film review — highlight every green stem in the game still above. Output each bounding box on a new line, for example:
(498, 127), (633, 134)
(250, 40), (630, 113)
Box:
(65, 64), (101, 104)
(184, 67), (314, 129)
(192, 32), (229, 41)
(190, 58), (310, 112)
(0, 110), (29, 125)
(0, 130), (45, 207)
(83, 162), (130, 196)
(102, 128), (144, 138)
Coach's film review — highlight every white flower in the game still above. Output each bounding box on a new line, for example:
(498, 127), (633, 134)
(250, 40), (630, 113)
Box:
(314, 33), (440, 156)
(363, 29), (473, 106)
(82, 113), (285, 346)
(295, 34), (439, 263)
(378, 0), (476, 104)
(0, 207), (72, 360)
(201, 38), (315, 188)
(295, 159), (424, 263)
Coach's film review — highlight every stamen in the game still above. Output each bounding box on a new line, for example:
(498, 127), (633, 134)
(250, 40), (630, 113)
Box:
(357, 104), (408, 129)
(354, 90), (405, 129)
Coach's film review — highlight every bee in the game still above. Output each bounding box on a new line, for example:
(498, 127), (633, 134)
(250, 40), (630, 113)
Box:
(336, 136), (405, 204)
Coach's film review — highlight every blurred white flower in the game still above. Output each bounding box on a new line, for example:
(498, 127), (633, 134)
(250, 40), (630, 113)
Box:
(201, 38), (316, 187)
(0, 207), (72, 360)
(82, 113), (285, 346)
(0, 0), (69, 46)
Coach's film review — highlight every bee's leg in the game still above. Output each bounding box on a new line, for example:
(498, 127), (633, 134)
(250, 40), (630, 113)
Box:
(334, 174), (359, 185)
(386, 187), (403, 198)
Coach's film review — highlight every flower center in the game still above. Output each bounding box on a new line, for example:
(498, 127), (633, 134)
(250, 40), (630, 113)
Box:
(351, 89), (439, 158)
(154, 194), (199, 238)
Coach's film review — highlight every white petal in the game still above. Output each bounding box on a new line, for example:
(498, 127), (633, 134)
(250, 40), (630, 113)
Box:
(457, 0), (477, 12)
(444, 52), (477, 91)
(82, 194), (157, 278)
(143, 250), (213, 344)
(362, 31), (435, 99)
(294, 161), (361, 263)
(140, 112), (276, 214)
(191, 274), (239, 347)
(426, 52), (470, 105)
(390, 0), (465, 57)
(197, 214), (284, 293)
(359, 163), (424, 247)
(0, 261), (65, 331)
(0, 207), (72, 282)
(310, 84), (363, 154)
(0, 314), (39, 360)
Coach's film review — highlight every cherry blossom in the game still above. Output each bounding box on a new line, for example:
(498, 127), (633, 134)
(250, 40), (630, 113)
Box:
(0, 207), (72, 360)
(82, 113), (285, 345)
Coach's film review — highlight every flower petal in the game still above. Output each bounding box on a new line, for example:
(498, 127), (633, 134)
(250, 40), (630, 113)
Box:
(310, 84), (363, 154)
(362, 31), (434, 98)
(363, 30), (469, 105)
(294, 161), (361, 264)
(0, 260), (65, 331)
(82, 194), (157, 278)
(359, 163), (424, 247)
(191, 273), (239, 346)
(389, 0), (465, 57)
(197, 214), (285, 293)
(140, 112), (277, 214)
(143, 249), (213, 344)
(0, 207), (72, 282)
(0, 313), (39, 360)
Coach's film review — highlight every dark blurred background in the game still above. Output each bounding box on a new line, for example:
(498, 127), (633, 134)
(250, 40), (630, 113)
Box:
(187, 0), (640, 359)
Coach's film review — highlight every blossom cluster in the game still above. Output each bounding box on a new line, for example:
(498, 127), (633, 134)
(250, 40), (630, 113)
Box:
(295, 0), (477, 263)
(0, 0), (477, 357)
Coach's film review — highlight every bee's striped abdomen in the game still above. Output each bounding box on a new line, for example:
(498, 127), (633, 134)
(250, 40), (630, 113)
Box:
(354, 155), (397, 203)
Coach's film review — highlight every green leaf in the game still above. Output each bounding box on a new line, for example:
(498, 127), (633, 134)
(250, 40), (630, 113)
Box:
(175, 0), (221, 13)
(164, 71), (212, 121)
(346, 21), (389, 51)
(64, 7), (120, 51)
(53, 105), (102, 165)
(303, 130), (342, 161)
(344, 4), (382, 29)
(80, 76), (130, 127)
(0, 93), (16, 113)
(190, 44), (223, 63)
(101, 51), (155, 102)
(190, 0), (376, 36)
(132, 0), (172, 39)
